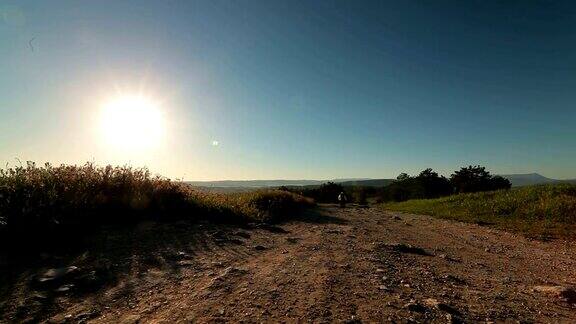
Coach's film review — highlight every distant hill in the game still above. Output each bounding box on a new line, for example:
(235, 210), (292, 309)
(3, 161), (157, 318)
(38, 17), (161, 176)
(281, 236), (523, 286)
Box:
(339, 179), (395, 187)
(187, 174), (576, 189)
(500, 173), (576, 187)
(186, 180), (325, 188)
(500, 173), (556, 187)
(341, 175), (576, 188)
(186, 178), (383, 189)
(332, 178), (372, 183)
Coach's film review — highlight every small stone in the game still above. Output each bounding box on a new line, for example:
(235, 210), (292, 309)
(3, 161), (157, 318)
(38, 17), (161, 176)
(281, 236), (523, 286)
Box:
(178, 260), (196, 267)
(343, 315), (362, 324)
(55, 284), (74, 293)
(405, 302), (426, 313)
(445, 313), (464, 324)
(286, 237), (299, 244)
(75, 270), (104, 290)
(424, 298), (460, 315)
(76, 311), (99, 321)
(38, 266), (79, 283)
(442, 274), (466, 285)
(383, 243), (431, 256)
(424, 298), (440, 307)
(120, 314), (141, 324)
(31, 292), (48, 301)
(254, 245), (267, 251)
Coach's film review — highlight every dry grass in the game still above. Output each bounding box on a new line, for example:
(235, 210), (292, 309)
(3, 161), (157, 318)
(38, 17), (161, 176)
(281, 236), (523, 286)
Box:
(0, 162), (313, 251)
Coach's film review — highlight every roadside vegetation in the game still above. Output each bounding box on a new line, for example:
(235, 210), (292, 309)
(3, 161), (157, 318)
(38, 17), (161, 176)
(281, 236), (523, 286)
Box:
(279, 165), (575, 239)
(0, 162), (313, 321)
(281, 182), (366, 204)
(379, 166), (511, 202)
(285, 165), (511, 204)
(0, 162), (313, 253)
(384, 184), (576, 239)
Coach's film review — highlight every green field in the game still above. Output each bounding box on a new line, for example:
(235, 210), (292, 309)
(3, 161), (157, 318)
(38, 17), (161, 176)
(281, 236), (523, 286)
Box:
(383, 184), (576, 239)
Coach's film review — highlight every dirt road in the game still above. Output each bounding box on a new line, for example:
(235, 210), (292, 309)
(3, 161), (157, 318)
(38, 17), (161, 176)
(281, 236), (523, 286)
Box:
(5, 205), (576, 323)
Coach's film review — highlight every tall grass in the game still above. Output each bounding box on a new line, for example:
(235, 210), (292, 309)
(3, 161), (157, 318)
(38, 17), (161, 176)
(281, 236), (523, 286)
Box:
(0, 162), (313, 251)
(383, 184), (576, 239)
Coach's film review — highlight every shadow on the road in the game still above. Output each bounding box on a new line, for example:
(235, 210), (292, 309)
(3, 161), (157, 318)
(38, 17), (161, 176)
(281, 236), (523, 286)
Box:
(0, 205), (344, 321)
(0, 219), (254, 322)
(291, 207), (348, 225)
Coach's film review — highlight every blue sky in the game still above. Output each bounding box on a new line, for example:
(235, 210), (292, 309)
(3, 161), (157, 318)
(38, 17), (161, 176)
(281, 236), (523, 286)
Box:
(1, 0), (575, 180)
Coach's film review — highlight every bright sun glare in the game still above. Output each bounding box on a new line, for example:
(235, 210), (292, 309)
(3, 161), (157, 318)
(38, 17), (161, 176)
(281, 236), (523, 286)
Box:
(100, 96), (164, 151)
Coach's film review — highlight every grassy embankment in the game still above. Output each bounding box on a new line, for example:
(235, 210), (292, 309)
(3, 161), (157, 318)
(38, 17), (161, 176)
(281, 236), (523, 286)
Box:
(384, 184), (576, 239)
(0, 162), (313, 252)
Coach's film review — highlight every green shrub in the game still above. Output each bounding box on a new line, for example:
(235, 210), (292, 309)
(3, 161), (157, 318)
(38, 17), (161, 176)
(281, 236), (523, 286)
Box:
(379, 168), (452, 202)
(241, 190), (315, 222)
(450, 165), (511, 193)
(188, 189), (314, 223)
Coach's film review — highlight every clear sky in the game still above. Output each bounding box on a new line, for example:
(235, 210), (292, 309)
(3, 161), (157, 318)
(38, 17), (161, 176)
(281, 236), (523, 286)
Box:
(1, 0), (575, 180)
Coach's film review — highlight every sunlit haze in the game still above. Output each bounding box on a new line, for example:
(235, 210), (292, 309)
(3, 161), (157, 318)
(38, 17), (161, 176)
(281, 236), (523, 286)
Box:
(1, 1), (576, 180)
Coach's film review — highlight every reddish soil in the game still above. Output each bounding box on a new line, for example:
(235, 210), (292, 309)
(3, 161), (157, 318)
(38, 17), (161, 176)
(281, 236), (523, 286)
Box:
(2, 205), (576, 323)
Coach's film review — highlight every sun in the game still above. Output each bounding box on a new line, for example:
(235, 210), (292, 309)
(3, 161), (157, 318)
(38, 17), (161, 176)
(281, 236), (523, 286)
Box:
(100, 95), (165, 151)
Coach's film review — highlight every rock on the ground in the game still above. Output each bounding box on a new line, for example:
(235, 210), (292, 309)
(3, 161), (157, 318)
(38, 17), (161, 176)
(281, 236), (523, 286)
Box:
(55, 284), (75, 293)
(37, 266), (79, 283)
(286, 237), (299, 244)
(119, 314), (141, 324)
(533, 285), (576, 304)
(383, 243), (431, 256)
(424, 298), (460, 315)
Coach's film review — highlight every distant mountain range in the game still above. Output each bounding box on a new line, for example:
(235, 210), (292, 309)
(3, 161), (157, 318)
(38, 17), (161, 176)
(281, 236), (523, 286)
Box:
(499, 173), (576, 187)
(186, 178), (394, 188)
(337, 179), (395, 187)
(186, 180), (325, 188)
(186, 173), (576, 189)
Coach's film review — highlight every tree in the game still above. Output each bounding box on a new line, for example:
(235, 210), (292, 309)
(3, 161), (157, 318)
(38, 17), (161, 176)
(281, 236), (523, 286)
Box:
(488, 175), (512, 191)
(380, 168), (451, 202)
(417, 168), (438, 179)
(305, 182), (344, 203)
(450, 165), (511, 193)
(416, 168), (452, 198)
(396, 173), (410, 181)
